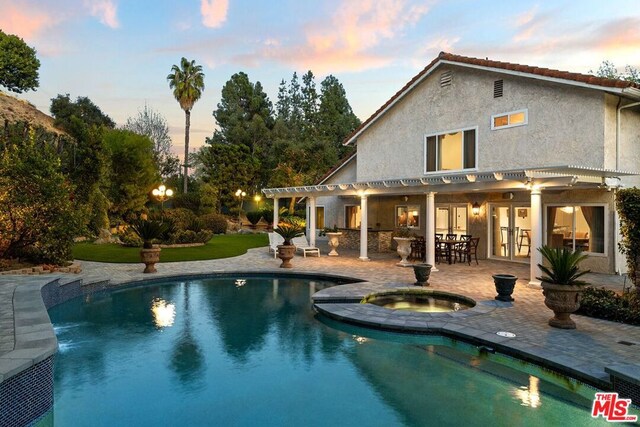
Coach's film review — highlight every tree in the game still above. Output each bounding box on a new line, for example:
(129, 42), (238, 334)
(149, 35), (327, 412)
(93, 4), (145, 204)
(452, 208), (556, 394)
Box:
(167, 58), (205, 193)
(591, 60), (640, 84)
(0, 135), (81, 264)
(50, 94), (115, 129)
(196, 142), (259, 213)
(318, 75), (361, 159)
(0, 30), (40, 93)
(123, 105), (180, 177)
(102, 129), (159, 220)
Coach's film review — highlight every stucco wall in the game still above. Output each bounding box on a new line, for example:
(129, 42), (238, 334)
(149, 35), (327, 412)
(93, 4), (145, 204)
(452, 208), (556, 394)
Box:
(316, 158), (358, 232)
(356, 65), (607, 182)
(618, 105), (640, 188)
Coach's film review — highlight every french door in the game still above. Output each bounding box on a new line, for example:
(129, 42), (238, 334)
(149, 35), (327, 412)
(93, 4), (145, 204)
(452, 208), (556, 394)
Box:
(489, 204), (531, 262)
(435, 204), (468, 237)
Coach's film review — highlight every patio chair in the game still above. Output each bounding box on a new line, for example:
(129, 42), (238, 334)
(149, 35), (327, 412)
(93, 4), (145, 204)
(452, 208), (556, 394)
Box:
(434, 235), (449, 264)
(455, 237), (479, 265)
(445, 233), (457, 241)
(268, 232), (284, 258)
(292, 236), (320, 257)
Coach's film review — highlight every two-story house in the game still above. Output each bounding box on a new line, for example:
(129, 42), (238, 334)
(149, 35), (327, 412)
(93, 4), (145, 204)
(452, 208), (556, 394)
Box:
(263, 52), (640, 284)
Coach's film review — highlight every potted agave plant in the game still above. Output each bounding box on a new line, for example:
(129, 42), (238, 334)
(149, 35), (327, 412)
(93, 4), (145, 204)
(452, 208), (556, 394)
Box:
(537, 245), (590, 329)
(274, 218), (305, 268)
(130, 219), (168, 273)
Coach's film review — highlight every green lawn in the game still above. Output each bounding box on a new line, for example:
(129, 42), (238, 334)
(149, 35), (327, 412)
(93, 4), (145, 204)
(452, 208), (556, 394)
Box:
(72, 233), (268, 263)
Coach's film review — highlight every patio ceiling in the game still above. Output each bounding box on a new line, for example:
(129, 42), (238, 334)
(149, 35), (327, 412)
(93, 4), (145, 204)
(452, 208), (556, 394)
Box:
(262, 165), (637, 198)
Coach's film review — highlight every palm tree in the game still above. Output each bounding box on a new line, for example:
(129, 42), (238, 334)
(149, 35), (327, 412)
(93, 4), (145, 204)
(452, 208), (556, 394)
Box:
(167, 57), (205, 193)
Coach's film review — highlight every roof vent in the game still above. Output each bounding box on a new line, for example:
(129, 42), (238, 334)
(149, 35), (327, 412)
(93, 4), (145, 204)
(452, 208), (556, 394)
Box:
(494, 79), (504, 98)
(440, 71), (452, 88)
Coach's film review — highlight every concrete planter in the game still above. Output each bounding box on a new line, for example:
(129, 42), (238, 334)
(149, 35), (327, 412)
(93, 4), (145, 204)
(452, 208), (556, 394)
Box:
(492, 274), (517, 302)
(394, 237), (413, 267)
(412, 264), (433, 286)
(277, 244), (296, 268)
(326, 232), (342, 256)
(541, 282), (584, 329)
(140, 248), (161, 273)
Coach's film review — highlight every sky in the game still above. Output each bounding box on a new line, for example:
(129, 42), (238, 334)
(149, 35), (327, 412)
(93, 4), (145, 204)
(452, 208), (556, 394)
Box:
(2, 0), (639, 159)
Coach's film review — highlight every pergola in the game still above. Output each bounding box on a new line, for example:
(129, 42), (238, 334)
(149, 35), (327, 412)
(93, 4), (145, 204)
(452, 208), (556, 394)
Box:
(263, 165), (634, 286)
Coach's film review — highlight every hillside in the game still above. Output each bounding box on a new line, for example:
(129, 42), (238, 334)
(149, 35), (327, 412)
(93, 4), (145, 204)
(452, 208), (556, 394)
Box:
(0, 91), (65, 135)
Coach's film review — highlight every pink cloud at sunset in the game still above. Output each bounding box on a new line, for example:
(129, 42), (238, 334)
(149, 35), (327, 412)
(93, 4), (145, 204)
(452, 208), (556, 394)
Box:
(0, 2), (55, 40)
(258, 0), (431, 73)
(201, 0), (229, 28)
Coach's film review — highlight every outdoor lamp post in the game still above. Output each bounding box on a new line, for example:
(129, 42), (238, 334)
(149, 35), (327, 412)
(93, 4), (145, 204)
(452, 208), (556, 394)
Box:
(254, 194), (262, 209)
(152, 184), (174, 220)
(235, 189), (246, 225)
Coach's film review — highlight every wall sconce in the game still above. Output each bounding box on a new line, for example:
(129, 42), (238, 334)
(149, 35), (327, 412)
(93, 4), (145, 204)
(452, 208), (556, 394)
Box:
(472, 202), (480, 216)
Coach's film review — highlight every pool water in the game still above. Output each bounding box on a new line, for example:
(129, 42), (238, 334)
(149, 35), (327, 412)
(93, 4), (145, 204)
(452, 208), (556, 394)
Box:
(49, 277), (613, 426)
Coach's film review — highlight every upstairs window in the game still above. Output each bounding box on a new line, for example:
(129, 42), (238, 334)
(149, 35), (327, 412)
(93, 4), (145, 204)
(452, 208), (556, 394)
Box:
(491, 109), (528, 130)
(424, 128), (477, 173)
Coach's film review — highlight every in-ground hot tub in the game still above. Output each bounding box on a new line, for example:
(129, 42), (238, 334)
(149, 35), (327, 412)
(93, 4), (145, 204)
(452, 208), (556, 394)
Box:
(362, 290), (476, 313)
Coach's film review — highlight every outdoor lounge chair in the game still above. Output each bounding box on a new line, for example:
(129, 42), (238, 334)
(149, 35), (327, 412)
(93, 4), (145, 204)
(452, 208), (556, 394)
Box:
(268, 232), (284, 258)
(292, 236), (320, 257)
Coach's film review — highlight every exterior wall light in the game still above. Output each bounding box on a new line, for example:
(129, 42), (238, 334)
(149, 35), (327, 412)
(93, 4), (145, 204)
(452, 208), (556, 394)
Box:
(472, 202), (481, 216)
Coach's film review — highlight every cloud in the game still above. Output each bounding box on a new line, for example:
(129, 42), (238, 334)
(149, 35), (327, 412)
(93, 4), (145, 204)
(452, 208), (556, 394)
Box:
(512, 6), (553, 42)
(201, 0), (229, 28)
(0, 3), (56, 40)
(255, 0), (431, 73)
(85, 0), (119, 28)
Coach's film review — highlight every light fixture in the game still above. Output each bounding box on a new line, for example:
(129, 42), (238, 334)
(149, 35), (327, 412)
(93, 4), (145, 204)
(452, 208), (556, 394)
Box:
(151, 184), (174, 220)
(472, 202), (480, 216)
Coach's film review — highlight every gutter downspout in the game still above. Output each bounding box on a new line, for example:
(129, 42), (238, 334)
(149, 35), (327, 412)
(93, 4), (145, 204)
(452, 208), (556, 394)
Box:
(614, 100), (640, 274)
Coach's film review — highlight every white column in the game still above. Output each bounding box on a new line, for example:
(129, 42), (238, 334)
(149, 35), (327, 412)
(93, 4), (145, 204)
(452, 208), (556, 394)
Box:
(273, 198), (279, 229)
(425, 192), (438, 271)
(529, 188), (542, 288)
(309, 196), (317, 247)
(359, 195), (369, 261)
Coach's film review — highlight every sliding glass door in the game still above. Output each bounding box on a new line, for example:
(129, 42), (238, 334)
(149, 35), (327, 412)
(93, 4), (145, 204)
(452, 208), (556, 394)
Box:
(489, 204), (531, 262)
(435, 204), (468, 237)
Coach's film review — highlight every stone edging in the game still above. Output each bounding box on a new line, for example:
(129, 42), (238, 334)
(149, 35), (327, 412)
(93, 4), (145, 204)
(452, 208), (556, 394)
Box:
(0, 263), (82, 276)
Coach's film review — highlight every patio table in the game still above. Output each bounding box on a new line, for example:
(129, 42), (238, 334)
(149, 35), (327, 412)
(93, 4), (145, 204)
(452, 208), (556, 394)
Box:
(440, 239), (466, 264)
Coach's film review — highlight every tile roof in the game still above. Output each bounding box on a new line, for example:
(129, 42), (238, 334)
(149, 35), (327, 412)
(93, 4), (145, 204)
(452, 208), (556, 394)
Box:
(343, 51), (639, 146)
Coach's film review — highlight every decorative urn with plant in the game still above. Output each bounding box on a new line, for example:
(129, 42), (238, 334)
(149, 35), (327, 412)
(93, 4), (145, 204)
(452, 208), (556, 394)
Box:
(130, 219), (168, 273)
(322, 225), (342, 256)
(393, 226), (415, 267)
(274, 218), (305, 268)
(537, 245), (590, 329)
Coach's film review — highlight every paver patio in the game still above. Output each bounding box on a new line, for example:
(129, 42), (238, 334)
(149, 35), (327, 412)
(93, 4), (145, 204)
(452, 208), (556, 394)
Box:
(0, 242), (639, 391)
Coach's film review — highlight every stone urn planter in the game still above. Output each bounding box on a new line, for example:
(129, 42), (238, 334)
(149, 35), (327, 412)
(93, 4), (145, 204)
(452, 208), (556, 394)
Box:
(492, 274), (517, 302)
(394, 237), (413, 267)
(412, 264), (433, 286)
(537, 245), (590, 329)
(326, 232), (342, 256)
(140, 248), (161, 273)
(541, 283), (584, 329)
(277, 244), (296, 268)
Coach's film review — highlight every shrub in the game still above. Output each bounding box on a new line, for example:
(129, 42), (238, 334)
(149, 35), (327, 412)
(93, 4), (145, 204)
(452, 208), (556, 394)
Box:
(246, 211), (263, 226)
(164, 208), (196, 230)
(577, 287), (640, 325)
(200, 213), (228, 234)
(120, 229), (143, 247)
(261, 208), (274, 225)
(616, 188), (640, 293)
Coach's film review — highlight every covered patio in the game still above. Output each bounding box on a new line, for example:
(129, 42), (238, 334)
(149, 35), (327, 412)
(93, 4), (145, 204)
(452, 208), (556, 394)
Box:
(263, 165), (634, 283)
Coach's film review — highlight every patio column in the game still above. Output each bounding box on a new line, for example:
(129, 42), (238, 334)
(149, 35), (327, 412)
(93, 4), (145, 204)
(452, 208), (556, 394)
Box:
(359, 194), (369, 261)
(308, 196), (317, 247)
(529, 187), (542, 288)
(425, 192), (438, 272)
(273, 197), (279, 229)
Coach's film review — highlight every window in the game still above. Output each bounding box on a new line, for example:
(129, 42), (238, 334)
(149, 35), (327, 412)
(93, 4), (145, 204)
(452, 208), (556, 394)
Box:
(546, 205), (606, 254)
(491, 109), (528, 130)
(424, 127), (476, 173)
(396, 205), (420, 228)
(345, 205), (361, 229)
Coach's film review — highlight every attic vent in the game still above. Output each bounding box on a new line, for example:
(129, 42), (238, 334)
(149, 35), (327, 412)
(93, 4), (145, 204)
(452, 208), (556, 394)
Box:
(440, 71), (452, 87)
(494, 79), (504, 98)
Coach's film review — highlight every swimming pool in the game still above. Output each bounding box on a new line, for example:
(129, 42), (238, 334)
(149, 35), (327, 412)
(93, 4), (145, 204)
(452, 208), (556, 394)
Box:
(49, 276), (611, 426)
